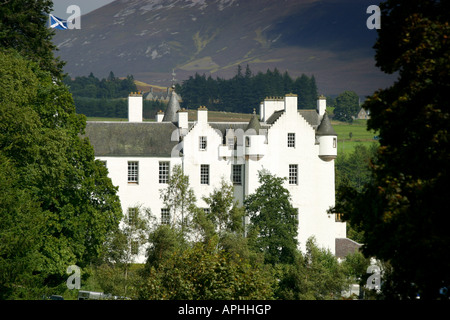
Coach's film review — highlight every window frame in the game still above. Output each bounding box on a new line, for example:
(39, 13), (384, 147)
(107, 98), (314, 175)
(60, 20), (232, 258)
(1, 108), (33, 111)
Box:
(287, 133), (295, 148)
(232, 164), (242, 185)
(159, 161), (170, 184)
(127, 161), (139, 184)
(161, 208), (170, 225)
(199, 136), (207, 151)
(289, 164), (298, 185)
(200, 164), (210, 185)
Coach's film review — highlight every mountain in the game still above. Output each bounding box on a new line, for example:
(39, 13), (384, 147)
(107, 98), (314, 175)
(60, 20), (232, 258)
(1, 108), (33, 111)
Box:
(52, 0), (396, 96)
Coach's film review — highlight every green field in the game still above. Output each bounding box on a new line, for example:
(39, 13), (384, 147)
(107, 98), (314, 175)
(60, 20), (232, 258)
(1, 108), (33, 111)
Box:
(332, 119), (379, 155)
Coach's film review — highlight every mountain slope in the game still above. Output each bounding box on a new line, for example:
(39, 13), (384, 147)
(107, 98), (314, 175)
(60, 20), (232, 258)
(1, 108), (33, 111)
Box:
(52, 0), (395, 95)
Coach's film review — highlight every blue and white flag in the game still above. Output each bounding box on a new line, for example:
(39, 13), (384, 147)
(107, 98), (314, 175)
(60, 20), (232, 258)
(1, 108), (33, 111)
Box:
(49, 14), (68, 30)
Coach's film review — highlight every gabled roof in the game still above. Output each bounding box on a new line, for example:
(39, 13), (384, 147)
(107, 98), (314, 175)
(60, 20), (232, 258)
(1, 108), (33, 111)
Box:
(298, 110), (320, 128)
(84, 122), (178, 157)
(265, 110), (284, 124)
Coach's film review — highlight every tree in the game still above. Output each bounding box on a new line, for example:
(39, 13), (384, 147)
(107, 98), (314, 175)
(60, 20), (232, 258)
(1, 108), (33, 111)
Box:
(159, 164), (198, 235)
(96, 206), (152, 297)
(137, 241), (274, 300)
(199, 179), (245, 240)
(0, 49), (122, 297)
(333, 91), (360, 122)
(0, 0), (64, 78)
(244, 170), (299, 265)
(332, 0), (450, 299)
(335, 144), (378, 192)
(0, 155), (47, 299)
(275, 237), (349, 300)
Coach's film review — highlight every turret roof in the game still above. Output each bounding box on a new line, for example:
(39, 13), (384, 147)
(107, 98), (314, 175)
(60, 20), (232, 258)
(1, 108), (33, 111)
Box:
(246, 109), (261, 133)
(316, 113), (337, 136)
(162, 87), (181, 122)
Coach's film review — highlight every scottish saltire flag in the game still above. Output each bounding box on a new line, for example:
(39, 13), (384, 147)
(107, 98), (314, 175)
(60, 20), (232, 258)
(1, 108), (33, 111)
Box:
(49, 14), (68, 30)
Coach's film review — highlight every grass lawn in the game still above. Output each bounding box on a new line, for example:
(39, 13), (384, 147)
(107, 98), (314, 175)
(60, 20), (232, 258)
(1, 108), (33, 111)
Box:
(332, 119), (379, 155)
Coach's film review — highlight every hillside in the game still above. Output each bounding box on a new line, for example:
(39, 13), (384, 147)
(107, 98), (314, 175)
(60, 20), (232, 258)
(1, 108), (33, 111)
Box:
(52, 0), (396, 96)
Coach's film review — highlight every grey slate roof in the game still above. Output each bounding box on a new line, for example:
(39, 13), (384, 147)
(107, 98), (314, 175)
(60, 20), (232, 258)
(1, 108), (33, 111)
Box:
(162, 89), (181, 122)
(316, 113), (337, 136)
(246, 111), (261, 134)
(335, 238), (362, 259)
(265, 110), (284, 124)
(84, 122), (178, 157)
(298, 110), (320, 128)
(265, 109), (320, 129)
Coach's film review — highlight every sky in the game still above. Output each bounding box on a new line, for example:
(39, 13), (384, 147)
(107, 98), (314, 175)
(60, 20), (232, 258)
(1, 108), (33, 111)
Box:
(51, 0), (115, 17)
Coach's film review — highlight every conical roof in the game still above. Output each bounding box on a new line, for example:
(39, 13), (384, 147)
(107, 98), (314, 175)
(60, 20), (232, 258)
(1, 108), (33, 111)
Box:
(316, 112), (337, 136)
(163, 87), (181, 122)
(246, 109), (261, 134)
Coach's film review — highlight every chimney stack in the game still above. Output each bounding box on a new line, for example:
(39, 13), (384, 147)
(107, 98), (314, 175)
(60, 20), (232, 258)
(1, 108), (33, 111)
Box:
(128, 92), (143, 122)
(197, 106), (208, 124)
(156, 110), (164, 122)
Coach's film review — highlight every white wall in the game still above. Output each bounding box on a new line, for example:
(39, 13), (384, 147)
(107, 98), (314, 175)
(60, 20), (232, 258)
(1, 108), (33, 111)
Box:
(95, 95), (345, 262)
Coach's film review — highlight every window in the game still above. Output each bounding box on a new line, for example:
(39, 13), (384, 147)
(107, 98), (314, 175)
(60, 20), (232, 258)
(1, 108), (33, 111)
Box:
(333, 137), (337, 148)
(232, 165), (242, 185)
(288, 133), (295, 148)
(159, 161), (170, 183)
(199, 136), (207, 151)
(200, 164), (209, 185)
(161, 208), (170, 225)
(289, 164), (298, 185)
(128, 161), (139, 183)
(127, 207), (138, 226)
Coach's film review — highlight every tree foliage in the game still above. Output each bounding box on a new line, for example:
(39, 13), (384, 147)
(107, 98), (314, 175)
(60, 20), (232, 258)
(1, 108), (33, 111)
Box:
(178, 65), (318, 113)
(333, 90), (360, 122)
(159, 164), (198, 233)
(0, 0), (64, 78)
(0, 48), (122, 297)
(244, 171), (299, 265)
(332, 0), (450, 299)
(138, 241), (274, 300)
(63, 72), (137, 99)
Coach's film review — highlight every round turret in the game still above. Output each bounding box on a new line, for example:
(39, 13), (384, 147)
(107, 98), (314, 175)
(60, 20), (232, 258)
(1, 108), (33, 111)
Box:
(316, 113), (337, 161)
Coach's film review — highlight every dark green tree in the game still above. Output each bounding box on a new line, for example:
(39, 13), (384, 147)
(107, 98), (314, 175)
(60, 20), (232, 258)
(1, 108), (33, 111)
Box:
(332, 0), (450, 299)
(333, 90), (360, 122)
(0, 0), (64, 78)
(244, 170), (299, 265)
(0, 48), (122, 296)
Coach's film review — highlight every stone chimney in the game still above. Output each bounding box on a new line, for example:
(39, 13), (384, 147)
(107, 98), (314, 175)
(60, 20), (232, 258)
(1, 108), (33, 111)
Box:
(177, 108), (188, 129)
(128, 92), (143, 122)
(317, 95), (327, 121)
(284, 94), (298, 116)
(156, 110), (164, 122)
(197, 106), (208, 124)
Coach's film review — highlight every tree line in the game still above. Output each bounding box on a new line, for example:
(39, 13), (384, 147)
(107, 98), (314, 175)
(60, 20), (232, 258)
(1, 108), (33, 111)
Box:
(176, 65), (318, 113)
(62, 72), (165, 119)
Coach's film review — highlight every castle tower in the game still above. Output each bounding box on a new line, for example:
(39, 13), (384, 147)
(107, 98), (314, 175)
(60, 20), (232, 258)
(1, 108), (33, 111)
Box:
(316, 112), (337, 161)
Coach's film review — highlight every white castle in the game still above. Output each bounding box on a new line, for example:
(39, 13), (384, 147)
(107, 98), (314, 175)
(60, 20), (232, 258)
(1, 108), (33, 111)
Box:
(85, 88), (352, 263)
